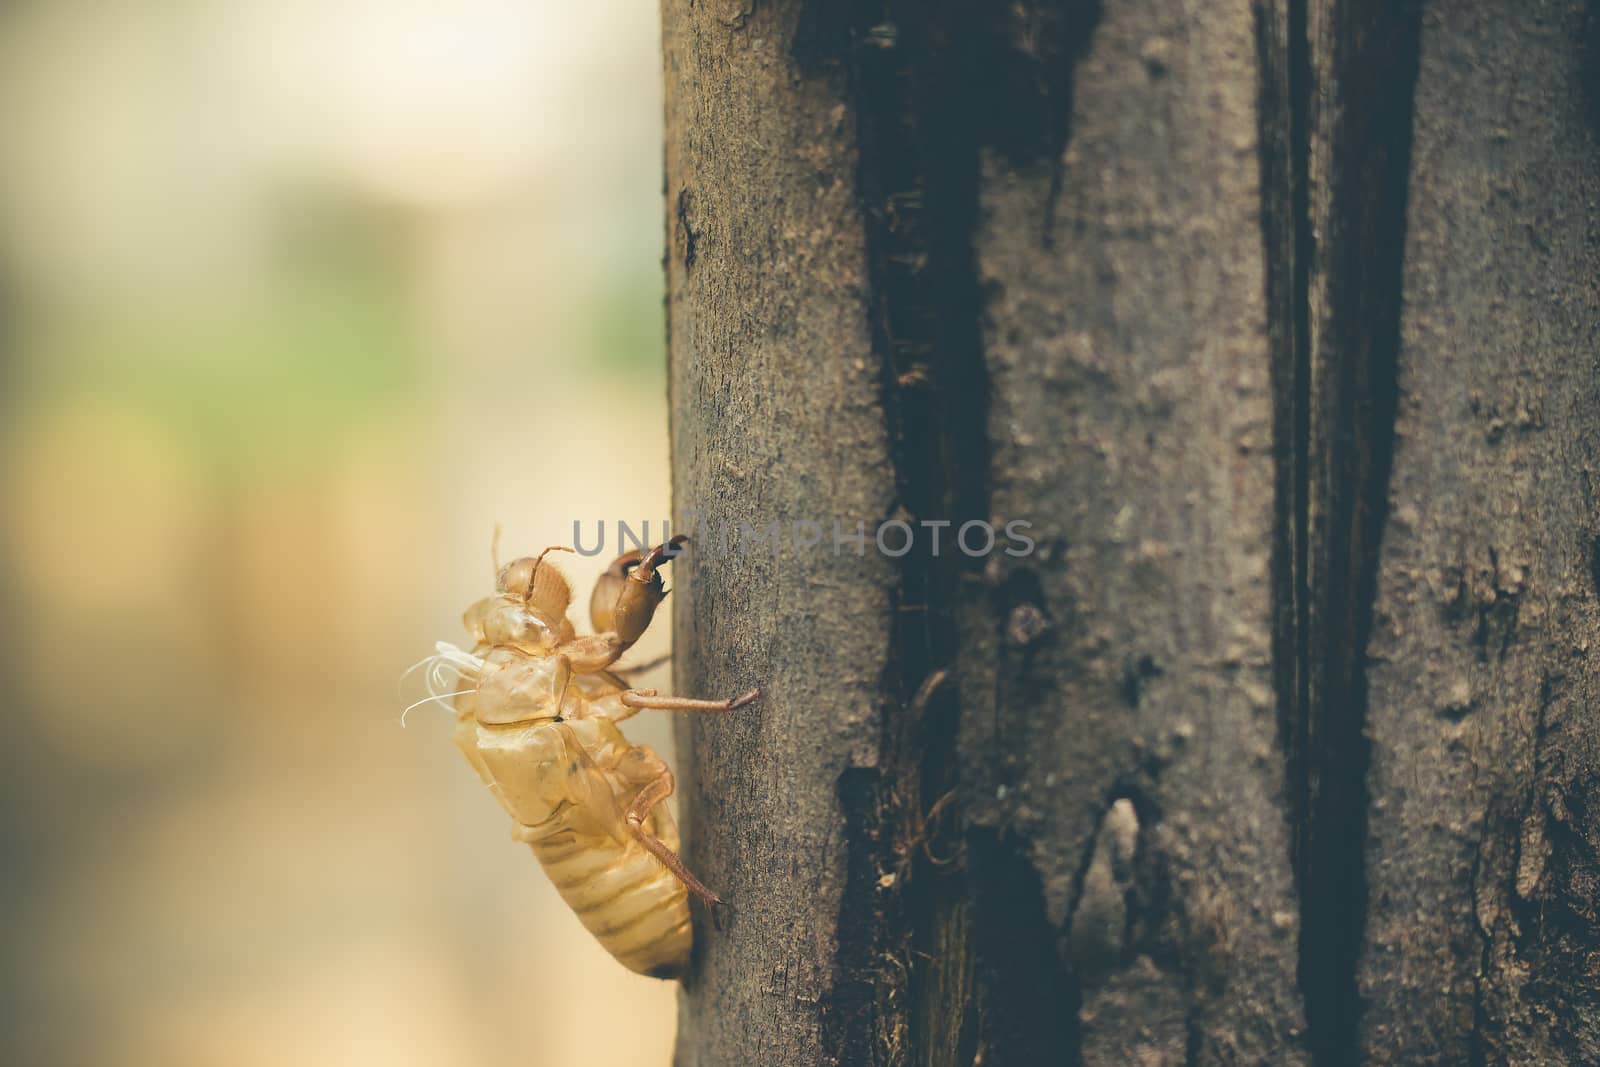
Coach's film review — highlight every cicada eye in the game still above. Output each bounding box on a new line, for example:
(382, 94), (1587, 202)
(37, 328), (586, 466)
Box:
(496, 557), (535, 597)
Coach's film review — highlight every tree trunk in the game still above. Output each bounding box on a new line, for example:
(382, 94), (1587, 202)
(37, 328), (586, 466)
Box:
(662, 2), (1600, 1065)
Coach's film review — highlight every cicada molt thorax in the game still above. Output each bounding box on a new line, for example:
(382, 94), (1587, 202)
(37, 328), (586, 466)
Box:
(469, 647), (566, 727)
(463, 595), (567, 652)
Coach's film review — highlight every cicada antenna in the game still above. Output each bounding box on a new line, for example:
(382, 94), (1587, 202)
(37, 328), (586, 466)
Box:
(491, 522), (504, 578)
(529, 544), (576, 597)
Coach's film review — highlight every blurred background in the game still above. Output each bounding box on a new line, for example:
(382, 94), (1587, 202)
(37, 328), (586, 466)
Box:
(0, 1), (680, 1064)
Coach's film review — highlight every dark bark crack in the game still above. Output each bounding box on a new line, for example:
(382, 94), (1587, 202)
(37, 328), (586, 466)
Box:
(796, 2), (1099, 1063)
(1261, 0), (1421, 1063)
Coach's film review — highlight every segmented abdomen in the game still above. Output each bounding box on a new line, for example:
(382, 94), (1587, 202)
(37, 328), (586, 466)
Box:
(529, 825), (691, 978)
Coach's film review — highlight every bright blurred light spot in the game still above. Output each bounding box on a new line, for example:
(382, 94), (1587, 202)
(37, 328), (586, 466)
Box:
(125, 944), (486, 1067)
(236, 0), (606, 209)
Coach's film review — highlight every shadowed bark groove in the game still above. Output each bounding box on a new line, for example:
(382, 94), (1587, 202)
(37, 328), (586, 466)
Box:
(834, 3), (997, 1063)
(1257, 1), (1311, 936)
(1295, 1), (1423, 1063)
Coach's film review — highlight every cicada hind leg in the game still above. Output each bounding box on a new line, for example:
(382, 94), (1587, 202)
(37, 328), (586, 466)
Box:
(624, 768), (731, 930)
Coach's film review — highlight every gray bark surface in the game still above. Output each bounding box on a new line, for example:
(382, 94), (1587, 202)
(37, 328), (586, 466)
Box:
(662, 3), (899, 1062)
(956, 5), (1306, 1064)
(1350, 3), (1600, 1063)
(661, 2), (1600, 1065)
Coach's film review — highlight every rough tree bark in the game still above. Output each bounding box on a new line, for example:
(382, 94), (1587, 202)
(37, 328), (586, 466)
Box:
(662, 2), (1600, 1065)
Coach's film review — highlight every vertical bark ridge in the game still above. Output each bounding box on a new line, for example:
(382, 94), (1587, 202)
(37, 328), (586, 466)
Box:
(665, 4), (899, 1063)
(959, 2), (1310, 1063)
(1354, 3), (1600, 1060)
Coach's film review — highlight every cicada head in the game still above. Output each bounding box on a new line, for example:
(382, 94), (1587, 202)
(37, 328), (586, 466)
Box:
(497, 550), (573, 627)
(460, 547), (578, 652)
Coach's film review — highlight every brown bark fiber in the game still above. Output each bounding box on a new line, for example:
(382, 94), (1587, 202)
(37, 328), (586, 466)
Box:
(662, 2), (1600, 1064)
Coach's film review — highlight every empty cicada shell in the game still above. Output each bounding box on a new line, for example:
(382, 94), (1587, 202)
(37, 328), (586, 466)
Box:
(411, 537), (759, 978)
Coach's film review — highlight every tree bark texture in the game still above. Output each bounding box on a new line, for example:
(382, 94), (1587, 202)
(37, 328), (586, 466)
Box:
(662, 2), (1600, 1065)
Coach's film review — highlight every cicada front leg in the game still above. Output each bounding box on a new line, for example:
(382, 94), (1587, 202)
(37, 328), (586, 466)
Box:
(571, 536), (761, 712)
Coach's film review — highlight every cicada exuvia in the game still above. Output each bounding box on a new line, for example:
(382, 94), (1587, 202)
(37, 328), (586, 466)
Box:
(410, 536), (757, 978)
